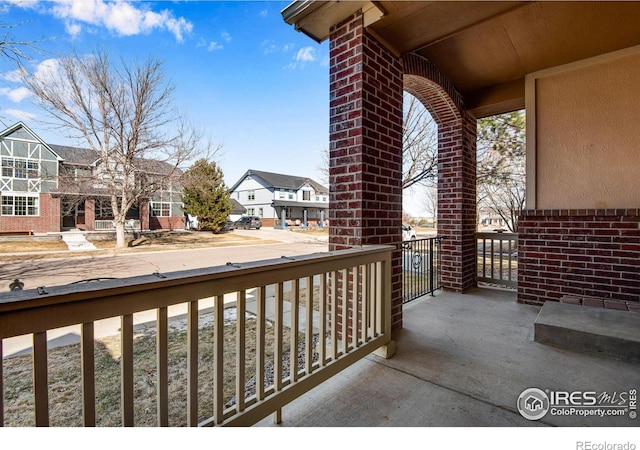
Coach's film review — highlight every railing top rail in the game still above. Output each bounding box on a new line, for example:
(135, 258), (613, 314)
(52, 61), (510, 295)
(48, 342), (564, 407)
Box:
(0, 245), (393, 320)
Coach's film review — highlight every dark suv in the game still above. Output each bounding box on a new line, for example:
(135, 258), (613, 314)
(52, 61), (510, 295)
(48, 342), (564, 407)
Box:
(234, 216), (262, 230)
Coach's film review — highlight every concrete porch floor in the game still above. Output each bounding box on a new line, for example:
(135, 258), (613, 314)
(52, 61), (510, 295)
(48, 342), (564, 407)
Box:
(257, 288), (639, 427)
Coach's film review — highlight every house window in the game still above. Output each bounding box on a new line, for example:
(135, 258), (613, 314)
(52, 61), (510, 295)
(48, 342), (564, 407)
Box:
(1, 195), (39, 216)
(279, 189), (285, 199)
(247, 208), (255, 215)
(150, 202), (171, 217)
(95, 198), (113, 219)
(247, 190), (255, 201)
(288, 190), (294, 200)
(2, 158), (39, 179)
(315, 195), (320, 202)
(258, 207), (263, 217)
(303, 191), (311, 201)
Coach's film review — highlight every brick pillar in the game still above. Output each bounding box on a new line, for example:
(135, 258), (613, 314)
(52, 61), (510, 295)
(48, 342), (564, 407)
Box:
(437, 113), (477, 292)
(329, 11), (404, 328)
(139, 199), (149, 231)
(84, 198), (95, 231)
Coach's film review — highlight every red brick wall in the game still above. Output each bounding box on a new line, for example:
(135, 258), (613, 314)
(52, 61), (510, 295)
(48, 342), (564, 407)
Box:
(329, 11), (404, 328)
(518, 209), (640, 306)
(0, 193), (60, 233)
(149, 216), (185, 231)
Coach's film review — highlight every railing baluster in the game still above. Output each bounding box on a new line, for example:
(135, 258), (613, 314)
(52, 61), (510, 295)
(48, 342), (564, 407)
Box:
(362, 265), (369, 343)
(318, 273), (327, 367)
(81, 322), (96, 427)
(290, 279), (299, 383)
(371, 263), (377, 336)
(352, 266), (359, 349)
(157, 307), (169, 427)
(0, 340), (3, 427)
(236, 291), (246, 413)
(341, 268), (348, 355)
(213, 295), (224, 425)
(256, 286), (266, 401)
(499, 238), (504, 282)
(33, 331), (49, 427)
(508, 238), (513, 282)
(121, 314), (134, 427)
(376, 262), (383, 335)
(305, 275), (313, 375)
(273, 283), (284, 424)
(330, 271), (338, 360)
(187, 300), (199, 427)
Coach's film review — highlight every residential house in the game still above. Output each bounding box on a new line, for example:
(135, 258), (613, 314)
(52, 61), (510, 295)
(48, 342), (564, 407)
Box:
(0, 122), (185, 233)
(229, 169), (328, 228)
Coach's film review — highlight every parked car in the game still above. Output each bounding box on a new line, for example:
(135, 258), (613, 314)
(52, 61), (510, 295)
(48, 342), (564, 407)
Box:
(235, 216), (262, 230)
(221, 220), (235, 232)
(402, 224), (417, 241)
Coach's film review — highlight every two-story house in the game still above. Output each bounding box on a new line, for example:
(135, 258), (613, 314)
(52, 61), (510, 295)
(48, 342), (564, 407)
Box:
(229, 169), (329, 228)
(0, 122), (185, 233)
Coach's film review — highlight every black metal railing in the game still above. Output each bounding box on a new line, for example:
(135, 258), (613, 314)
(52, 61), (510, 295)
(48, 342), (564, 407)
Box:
(402, 237), (441, 303)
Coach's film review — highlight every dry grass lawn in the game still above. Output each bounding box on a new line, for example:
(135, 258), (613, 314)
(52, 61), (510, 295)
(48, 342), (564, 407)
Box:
(2, 308), (303, 427)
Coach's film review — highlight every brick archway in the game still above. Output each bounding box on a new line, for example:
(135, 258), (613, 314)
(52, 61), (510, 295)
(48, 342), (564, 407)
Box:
(402, 53), (478, 292)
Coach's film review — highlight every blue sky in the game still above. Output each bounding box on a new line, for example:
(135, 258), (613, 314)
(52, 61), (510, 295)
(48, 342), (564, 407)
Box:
(0, 1), (330, 188)
(0, 0), (432, 216)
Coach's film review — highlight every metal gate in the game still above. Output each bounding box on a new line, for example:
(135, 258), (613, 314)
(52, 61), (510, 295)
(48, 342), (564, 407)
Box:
(402, 237), (441, 303)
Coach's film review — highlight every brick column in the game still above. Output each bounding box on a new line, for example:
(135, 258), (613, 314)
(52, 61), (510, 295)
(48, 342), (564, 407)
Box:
(139, 199), (149, 231)
(329, 11), (404, 328)
(437, 114), (477, 292)
(84, 198), (95, 231)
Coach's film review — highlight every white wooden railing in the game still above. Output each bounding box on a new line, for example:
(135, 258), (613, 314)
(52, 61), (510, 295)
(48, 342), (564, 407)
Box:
(476, 232), (518, 289)
(94, 219), (140, 231)
(0, 246), (393, 427)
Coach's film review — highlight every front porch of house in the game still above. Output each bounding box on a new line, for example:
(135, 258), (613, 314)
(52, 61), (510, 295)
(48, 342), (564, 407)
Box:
(258, 288), (639, 428)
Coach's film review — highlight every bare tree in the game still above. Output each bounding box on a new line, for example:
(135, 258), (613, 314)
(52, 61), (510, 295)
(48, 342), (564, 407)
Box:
(402, 93), (438, 190)
(477, 111), (526, 232)
(23, 49), (210, 248)
(1, 6), (36, 66)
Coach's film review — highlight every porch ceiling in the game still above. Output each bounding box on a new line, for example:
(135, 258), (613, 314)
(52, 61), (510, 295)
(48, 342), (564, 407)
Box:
(283, 1), (640, 117)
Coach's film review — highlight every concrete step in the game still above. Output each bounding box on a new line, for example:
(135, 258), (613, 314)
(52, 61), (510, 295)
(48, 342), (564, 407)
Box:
(534, 301), (640, 363)
(61, 233), (97, 251)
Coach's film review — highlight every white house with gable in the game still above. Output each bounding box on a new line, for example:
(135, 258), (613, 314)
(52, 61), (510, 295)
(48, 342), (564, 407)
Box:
(229, 169), (328, 228)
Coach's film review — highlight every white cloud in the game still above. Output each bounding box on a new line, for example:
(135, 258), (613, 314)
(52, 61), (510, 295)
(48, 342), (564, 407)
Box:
(262, 40), (294, 55)
(221, 31), (231, 42)
(65, 21), (82, 37)
(260, 9), (268, 18)
(3, 109), (36, 121)
(48, 0), (193, 41)
(2, 68), (25, 83)
(0, 86), (31, 102)
(208, 41), (223, 51)
(296, 47), (316, 62)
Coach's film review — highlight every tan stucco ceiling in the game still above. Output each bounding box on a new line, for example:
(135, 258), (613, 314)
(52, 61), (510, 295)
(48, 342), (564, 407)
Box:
(283, 1), (640, 117)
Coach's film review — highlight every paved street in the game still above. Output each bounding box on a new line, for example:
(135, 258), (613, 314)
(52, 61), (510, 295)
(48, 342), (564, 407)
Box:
(0, 228), (328, 293)
(0, 228), (329, 357)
